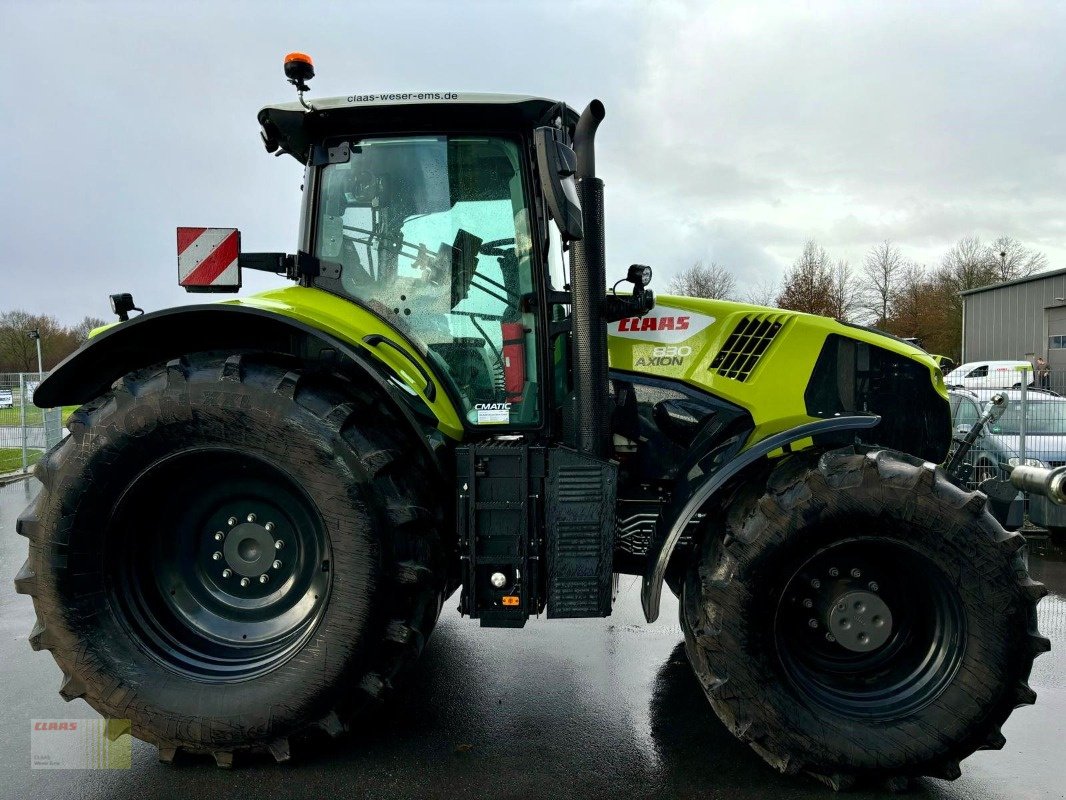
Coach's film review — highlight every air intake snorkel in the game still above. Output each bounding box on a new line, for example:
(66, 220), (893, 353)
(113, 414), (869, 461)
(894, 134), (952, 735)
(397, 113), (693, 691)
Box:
(568, 100), (609, 459)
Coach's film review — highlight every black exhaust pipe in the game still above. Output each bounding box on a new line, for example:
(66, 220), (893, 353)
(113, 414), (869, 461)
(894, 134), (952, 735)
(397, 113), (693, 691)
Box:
(569, 100), (609, 458)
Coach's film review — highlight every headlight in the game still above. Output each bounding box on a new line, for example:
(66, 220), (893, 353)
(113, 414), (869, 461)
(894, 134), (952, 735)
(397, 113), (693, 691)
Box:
(1007, 457), (1047, 468)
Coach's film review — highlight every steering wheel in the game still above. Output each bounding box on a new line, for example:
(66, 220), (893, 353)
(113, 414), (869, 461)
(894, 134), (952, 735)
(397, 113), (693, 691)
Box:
(479, 238), (516, 257)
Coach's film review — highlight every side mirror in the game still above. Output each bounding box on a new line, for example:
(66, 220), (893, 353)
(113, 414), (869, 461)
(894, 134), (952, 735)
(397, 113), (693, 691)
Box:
(534, 127), (583, 242)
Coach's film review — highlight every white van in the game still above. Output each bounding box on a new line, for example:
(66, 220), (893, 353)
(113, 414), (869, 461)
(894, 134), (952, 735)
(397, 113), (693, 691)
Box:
(944, 360), (1034, 389)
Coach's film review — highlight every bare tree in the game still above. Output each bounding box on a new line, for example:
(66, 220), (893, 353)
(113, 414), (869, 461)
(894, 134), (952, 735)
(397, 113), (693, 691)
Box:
(667, 260), (736, 300)
(888, 262), (931, 338)
(776, 240), (834, 316)
(862, 240), (904, 326)
(985, 236), (1047, 282)
(827, 259), (861, 323)
(745, 277), (780, 307)
(939, 235), (990, 292)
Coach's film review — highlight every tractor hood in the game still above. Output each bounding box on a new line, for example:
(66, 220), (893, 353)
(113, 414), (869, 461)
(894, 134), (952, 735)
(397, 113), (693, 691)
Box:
(608, 295), (948, 456)
(259, 93), (578, 161)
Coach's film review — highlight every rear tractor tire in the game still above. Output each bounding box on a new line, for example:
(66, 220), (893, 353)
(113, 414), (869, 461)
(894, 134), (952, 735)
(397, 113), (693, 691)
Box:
(682, 447), (1048, 791)
(15, 354), (447, 766)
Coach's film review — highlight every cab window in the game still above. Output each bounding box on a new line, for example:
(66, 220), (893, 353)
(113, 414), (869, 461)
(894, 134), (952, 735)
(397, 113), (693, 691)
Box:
(314, 135), (540, 427)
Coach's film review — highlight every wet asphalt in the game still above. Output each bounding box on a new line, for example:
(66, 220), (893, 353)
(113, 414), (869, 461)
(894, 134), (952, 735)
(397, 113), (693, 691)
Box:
(1, 477), (1064, 800)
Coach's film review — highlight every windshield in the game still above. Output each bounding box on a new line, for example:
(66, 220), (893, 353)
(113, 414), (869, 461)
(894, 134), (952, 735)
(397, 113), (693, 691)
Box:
(989, 401), (1066, 435)
(314, 135), (539, 426)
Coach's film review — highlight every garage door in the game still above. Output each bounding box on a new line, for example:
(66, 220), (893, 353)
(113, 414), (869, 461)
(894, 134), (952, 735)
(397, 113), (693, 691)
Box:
(1046, 306), (1066, 387)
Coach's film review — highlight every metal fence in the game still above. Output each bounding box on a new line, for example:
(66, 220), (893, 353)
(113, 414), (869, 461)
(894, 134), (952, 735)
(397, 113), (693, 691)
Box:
(947, 368), (1065, 531)
(0, 372), (64, 475)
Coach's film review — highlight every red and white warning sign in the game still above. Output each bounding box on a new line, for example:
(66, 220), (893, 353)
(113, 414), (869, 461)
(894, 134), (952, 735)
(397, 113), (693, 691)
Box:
(177, 227), (241, 291)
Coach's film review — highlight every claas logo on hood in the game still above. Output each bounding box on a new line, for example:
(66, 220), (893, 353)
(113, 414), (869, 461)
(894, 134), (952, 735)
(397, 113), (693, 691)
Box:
(618, 315), (690, 332)
(610, 308), (716, 344)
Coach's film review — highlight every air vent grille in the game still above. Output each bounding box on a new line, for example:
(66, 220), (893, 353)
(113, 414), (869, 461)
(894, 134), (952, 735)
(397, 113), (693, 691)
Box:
(709, 315), (785, 381)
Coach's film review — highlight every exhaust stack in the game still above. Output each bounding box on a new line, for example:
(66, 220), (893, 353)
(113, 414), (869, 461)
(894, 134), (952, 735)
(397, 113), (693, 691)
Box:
(568, 100), (609, 458)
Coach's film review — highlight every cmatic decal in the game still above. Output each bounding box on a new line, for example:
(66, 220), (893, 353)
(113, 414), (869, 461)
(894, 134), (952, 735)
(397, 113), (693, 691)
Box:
(474, 402), (511, 425)
(609, 308), (716, 344)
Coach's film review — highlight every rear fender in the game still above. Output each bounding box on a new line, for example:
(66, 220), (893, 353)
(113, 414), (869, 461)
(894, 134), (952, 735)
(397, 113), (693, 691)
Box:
(641, 414), (881, 622)
(34, 304), (449, 475)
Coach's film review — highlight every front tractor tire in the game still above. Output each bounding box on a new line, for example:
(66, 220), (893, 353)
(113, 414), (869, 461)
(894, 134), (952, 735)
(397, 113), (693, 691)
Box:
(681, 447), (1049, 791)
(15, 354), (447, 766)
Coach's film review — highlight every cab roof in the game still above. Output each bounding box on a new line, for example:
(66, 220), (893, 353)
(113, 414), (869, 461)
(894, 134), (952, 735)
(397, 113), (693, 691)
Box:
(258, 92), (577, 162)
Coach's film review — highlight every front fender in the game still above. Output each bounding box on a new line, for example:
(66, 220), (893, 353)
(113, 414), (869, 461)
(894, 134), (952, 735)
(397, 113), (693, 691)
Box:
(34, 303), (453, 473)
(640, 414), (881, 622)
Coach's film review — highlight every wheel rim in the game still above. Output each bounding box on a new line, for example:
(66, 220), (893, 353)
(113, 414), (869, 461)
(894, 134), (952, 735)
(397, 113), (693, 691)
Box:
(107, 449), (331, 682)
(774, 538), (965, 719)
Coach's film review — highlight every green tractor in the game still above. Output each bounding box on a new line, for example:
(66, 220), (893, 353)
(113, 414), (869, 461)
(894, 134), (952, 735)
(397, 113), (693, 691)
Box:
(15, 54), (1047, 787)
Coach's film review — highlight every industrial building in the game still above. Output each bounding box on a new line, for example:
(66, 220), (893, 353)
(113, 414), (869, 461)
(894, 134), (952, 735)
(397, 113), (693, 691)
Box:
(961, 267), (1066, 384)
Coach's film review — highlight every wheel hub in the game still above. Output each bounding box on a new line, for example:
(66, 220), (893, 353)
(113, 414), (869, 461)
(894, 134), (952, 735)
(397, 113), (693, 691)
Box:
(223, 522), (277, 577)
(826, 589), (893, 652)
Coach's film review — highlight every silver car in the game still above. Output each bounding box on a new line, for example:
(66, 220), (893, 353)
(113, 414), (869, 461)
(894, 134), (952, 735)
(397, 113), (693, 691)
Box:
(950, 387), (1066, 535)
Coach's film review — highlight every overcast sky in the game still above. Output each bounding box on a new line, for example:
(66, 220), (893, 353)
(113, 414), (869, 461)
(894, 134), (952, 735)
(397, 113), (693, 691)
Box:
(2, 0), (1064, 323)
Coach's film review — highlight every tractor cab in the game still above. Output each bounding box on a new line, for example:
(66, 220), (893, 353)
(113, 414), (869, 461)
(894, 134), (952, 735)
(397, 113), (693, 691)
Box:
(259, 94), (574, 429)
(244, 85), (649, 443)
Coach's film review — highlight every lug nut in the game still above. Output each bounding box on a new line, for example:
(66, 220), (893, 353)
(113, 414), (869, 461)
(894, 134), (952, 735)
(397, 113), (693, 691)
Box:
(275, 540), (284, 550)
(265, 522), (275, 532)
(240, 577), (250, 587)
(247, 513), (257, 523)
(273, 559), (282, 570)
(808, 618), (818, 628)
(825, 633), (836, 643)
(802, 598), (813, 608)
(227, 516), (237, 526)
(212, 551), (222, 561)
(810, 579), (821, 589)
(222, 568), (232, 578)
(868, 581), (879, 592)
(214, 531), (224, 541)
(259, 574), (269, 584)
(850, 568), (862, 578)
(828, 567), (839, 577)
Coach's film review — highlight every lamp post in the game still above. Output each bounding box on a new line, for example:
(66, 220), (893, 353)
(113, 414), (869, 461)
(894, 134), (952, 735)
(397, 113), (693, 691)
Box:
(20, 329), (43, 474)
(26, 328), (43, 380)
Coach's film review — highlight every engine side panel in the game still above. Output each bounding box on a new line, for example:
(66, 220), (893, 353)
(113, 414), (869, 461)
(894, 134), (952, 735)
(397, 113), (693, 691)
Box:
(607, 296), (950, 462)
